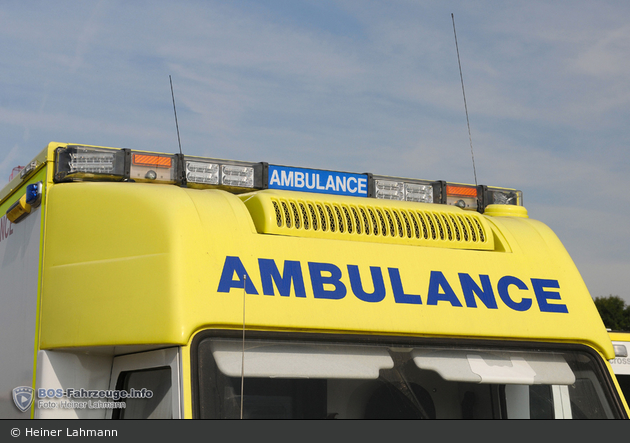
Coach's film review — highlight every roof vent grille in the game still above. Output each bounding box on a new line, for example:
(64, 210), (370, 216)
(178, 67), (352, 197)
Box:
(242, 190), (494, 250)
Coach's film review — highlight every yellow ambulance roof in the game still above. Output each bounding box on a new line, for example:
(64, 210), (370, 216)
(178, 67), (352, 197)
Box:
(39, 180), (614, 358)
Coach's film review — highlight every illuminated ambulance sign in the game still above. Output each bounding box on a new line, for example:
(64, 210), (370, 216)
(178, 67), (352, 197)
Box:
(268, 165), (368, 197)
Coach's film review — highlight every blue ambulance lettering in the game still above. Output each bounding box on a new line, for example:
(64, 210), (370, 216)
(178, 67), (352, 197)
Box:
(497, 276), (532, 311)
(389, 268), (422, 304)
(268, 165), (368, 197)
(348, 265), (386, 303)
(459, 273), (498, 309)
(531, 278), (568, 313)
(217, 256), (259, 294)
(308, 262), (347, 299)
(427, 271), (463, 307)
(259, 259), (306, 297)
(216, 256), (569, 313)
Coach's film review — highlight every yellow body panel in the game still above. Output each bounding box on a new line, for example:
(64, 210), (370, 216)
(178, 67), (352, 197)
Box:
(610, 332), (630, 343)
(39, 180), (614, 359)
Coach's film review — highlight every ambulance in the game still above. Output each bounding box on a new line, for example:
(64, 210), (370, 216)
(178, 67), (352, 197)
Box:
(1, 141), (628, 419)
(610, 331), (630, 404)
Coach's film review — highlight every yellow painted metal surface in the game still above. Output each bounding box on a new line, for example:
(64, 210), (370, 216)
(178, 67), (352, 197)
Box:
(610, 331), (630, 343)
(39, 179), (614, 359)
(484, 204), (529, 218)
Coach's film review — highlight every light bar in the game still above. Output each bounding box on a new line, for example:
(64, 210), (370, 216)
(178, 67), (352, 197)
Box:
(54, 146), (126, 182)
(51, 144), (524, 213)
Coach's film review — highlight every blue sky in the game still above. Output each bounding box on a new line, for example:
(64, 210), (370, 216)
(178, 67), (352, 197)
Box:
(2, 0), (630, 303)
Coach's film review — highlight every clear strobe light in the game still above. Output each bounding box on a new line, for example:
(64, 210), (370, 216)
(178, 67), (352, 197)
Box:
(375, 180), (404, 200)
(222, 164), (254, 188)
(373, 177), (435, 203)
(55, 146), (126, 182)
(404, 183), (433, 203)
(185, 161), (220, 185)
(70, 152), (116, 174)
(485, 187), (523, 206)
(184, 157), (260, 190)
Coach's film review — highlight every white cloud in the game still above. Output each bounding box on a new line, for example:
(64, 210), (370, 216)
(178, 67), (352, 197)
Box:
(572, 25), (630, 77)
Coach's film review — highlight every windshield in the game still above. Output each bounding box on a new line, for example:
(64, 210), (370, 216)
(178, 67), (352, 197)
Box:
(194, 335), (623, 419)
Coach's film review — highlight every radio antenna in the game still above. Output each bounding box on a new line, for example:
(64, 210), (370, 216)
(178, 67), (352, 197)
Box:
(169, 75), (183, 156)
(451, 13), (478, 186)
(240, 274), (246, 419)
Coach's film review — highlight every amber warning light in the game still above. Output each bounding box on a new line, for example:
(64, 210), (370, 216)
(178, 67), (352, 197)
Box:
(132, 154), (173, 168)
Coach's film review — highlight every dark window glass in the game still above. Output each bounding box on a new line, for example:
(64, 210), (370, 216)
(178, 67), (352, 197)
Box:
(113, 367), (172, 419)
(195, 337), (623, 419)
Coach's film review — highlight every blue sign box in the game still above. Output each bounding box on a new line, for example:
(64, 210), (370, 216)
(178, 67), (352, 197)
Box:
(267, 165), (368, 197)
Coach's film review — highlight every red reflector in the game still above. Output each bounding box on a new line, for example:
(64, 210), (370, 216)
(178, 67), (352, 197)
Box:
(446, 185), (477, 197)
(132, 154), (172, 168)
